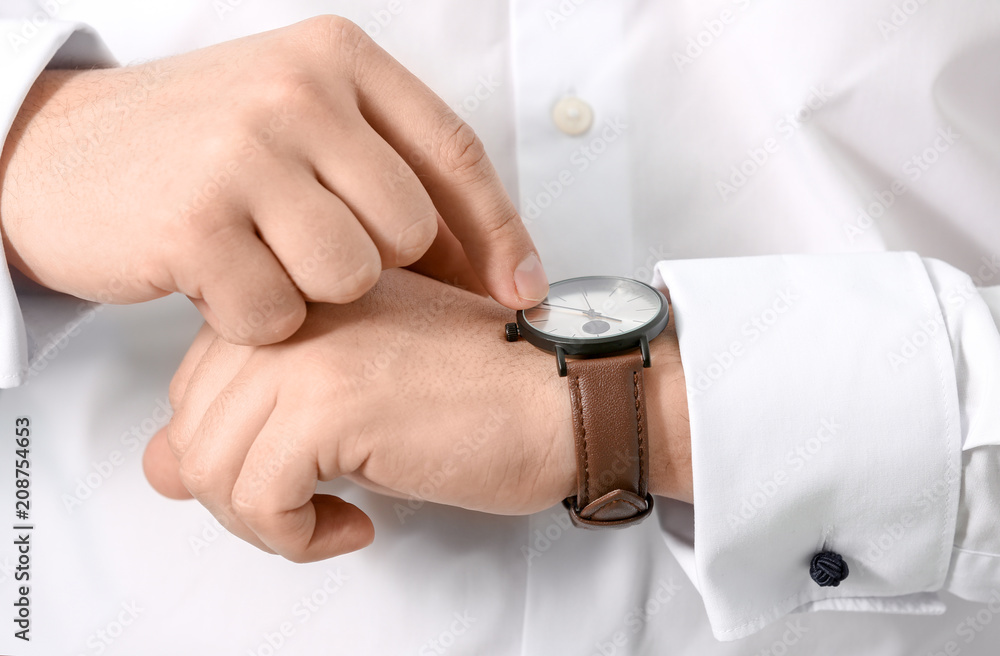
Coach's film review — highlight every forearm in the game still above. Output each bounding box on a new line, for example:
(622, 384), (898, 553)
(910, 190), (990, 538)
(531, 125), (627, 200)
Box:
(0, 17), (114, 388)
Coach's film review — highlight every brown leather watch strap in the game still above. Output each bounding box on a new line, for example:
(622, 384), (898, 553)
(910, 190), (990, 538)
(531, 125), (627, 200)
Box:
(563, 351), (654, 529)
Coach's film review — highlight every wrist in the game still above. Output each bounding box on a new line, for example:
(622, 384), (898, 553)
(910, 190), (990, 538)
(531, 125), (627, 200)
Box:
(529, 343), (578, 504)
(0, 70), (79, 285)
(644, 327), (692, 503)
(535, 323), (691, 509)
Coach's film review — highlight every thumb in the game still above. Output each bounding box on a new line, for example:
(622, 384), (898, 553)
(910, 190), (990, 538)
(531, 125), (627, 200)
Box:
(143, 426), (193, 500)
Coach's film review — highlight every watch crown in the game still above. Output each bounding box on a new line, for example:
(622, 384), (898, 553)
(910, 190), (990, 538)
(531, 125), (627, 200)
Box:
(504, 322), (519, 342)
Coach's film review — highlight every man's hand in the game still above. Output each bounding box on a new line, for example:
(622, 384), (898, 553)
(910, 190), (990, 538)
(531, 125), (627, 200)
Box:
(143, 269), (691, 562)
(0, 16), (547, 345)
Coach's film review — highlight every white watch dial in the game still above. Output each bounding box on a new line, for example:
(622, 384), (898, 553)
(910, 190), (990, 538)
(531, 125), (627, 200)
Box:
(522, 277), (662, 340)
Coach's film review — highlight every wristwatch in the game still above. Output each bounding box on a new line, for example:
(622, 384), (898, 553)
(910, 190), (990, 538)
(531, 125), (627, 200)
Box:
(505, 276), (670, 529)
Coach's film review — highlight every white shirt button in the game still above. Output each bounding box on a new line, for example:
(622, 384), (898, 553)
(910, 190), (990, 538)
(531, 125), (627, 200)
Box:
(552, 96), (594, 136)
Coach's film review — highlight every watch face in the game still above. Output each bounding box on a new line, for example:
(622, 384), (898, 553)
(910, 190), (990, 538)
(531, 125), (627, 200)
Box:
(522, 277), (664, 341)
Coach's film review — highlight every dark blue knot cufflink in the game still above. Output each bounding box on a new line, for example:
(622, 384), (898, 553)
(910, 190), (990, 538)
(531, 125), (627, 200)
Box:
(810, 551), (849, 587)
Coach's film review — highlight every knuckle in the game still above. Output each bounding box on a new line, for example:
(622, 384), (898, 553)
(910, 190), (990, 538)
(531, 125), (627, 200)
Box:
(299, 15), (370, 73)
(326, 255), (381, 303)
(208, 384), (243, 425)
(230, 466), (291, 522)
(174, 133), (245, 211)
(291, 348), (363, 404)
(231, 466), (284, 522)
(192, 131), (239, 169)
(172, 199), (241, 246)
(165, 420), (194, 457)
(258, 70), (322, 118)
(232, 288), (306, 347)
(177, 455), (214, 496)
(393, 212), (439, 265)
(436, 117), (489, 178)
(279, 208), (381, 303)
(229, 485), (266, 522)
(299, 14), (360, 42)
(261, 297), (308, 342)
(481, 205), (522, 241)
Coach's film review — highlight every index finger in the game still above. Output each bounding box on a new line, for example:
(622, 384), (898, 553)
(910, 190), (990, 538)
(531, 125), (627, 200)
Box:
(230, 397), (374, 562)
(312, 17), (549, 307)
(168, 320), (217, 410)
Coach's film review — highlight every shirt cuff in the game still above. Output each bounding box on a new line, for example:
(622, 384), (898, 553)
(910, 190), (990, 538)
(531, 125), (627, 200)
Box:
(651, 252), (963, 641)
(0, 19), (115, 387)
(943, 284), (1000, 602)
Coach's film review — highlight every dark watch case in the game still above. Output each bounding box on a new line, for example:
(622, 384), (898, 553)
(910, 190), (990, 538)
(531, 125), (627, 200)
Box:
(507, 276), (670, 377)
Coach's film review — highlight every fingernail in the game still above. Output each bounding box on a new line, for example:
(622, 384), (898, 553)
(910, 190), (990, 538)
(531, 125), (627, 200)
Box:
(514, 252), (549, 303)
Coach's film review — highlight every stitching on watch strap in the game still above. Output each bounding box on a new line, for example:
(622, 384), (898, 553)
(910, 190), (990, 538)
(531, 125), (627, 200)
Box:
(633, 370), (644, 494)
(570, 374), (588, 500)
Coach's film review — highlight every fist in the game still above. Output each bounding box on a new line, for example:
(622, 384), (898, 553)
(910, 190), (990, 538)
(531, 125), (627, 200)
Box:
(144, 268), (577, 561)
(0, 16), (548, 344)
(143, 269), (691, 562)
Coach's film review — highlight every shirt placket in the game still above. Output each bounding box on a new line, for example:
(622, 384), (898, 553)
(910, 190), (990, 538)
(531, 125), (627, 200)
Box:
(509, 0), (635, 280)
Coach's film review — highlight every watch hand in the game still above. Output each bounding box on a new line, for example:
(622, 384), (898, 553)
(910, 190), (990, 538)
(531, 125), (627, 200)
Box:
(539, 302), (589, 313)
(582, 291), (594, 312)
(537, 305), (623, 323)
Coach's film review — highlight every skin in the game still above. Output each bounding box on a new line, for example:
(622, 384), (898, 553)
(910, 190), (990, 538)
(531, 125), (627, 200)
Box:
(142, 269), (692, 562)
(0, 15), (689, 559)
(0, 16), (549, 346)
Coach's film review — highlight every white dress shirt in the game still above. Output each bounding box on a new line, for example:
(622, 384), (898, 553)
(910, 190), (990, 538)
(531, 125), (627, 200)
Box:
(1, 0), (1000, 654)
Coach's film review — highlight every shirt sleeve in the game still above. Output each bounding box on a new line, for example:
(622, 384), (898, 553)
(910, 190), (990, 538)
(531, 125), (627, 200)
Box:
(0, 7), (116, 388)
(651, 252), (1000, 641)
